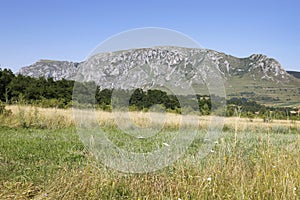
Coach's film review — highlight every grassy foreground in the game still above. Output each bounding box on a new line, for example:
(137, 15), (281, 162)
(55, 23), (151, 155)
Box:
(0, 106), (300, 199)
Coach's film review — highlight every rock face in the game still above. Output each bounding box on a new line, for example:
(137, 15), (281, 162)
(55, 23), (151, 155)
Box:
(18, 60), (80, 80)
(18, 47), (300, 106)
(18, 47), (294, 86)
(247, 54), (288, 80)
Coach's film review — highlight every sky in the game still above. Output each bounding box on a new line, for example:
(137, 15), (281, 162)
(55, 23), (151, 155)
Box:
(0, 0), (300, 72)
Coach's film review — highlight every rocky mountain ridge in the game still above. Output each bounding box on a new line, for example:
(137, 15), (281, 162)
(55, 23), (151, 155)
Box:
(18, 47), (300, 106)
(19, 47), (294, 84)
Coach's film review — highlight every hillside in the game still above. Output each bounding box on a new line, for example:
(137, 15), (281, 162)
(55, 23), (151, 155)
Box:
(287, 71), (300, 79)
(18, 47), (300, 106)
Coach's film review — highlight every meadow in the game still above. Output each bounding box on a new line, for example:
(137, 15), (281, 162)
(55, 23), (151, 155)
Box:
(0, 105), (300, 199)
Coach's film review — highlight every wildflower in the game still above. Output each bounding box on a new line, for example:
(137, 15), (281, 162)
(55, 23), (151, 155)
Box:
(207, 177), (212, 181)
(163, 142), (170, 147)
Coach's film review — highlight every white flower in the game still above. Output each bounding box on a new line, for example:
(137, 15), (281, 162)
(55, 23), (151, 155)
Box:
(207, 177), (212, 181)
(163, 142), (170, 147)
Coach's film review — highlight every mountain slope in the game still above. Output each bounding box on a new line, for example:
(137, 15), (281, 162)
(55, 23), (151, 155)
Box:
(18, 59), (80, 80)
(18, 47), (300, 106)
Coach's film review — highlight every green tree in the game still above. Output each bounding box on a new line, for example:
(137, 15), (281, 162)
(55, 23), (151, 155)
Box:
(0, 68), (15, 102)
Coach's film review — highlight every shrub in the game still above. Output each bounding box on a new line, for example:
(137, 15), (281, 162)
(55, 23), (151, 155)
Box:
(0, 102), (12, 117)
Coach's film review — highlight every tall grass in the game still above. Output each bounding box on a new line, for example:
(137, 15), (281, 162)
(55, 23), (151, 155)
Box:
(2, 105), (74, 129)
(0, 105), (299, 199)
(2, 105), (300, 132)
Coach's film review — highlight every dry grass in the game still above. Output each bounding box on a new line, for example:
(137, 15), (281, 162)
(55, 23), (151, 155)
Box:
(1, 105), (300, 199)
(3, 105), (300, 132)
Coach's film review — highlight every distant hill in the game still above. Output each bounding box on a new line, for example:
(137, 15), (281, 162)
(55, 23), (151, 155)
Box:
(287, 71), (300, 79)
(18, 47), (300, 107)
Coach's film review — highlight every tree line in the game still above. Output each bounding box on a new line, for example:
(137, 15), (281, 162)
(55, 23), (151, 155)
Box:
(0, 68), (299, 120)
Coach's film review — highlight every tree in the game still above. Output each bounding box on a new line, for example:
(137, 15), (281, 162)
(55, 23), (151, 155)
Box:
(129, 88), (146, 109)
(201, 103), (210, 115)
(0, 68), (15, 102)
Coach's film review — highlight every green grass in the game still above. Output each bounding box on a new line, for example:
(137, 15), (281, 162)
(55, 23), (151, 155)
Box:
(0, 124), (300, 199)
(0, 127), (87, 198)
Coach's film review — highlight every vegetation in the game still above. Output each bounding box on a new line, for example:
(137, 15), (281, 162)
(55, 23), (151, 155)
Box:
(0, 68), (299, 121)
(0, 68), (299, 198)
(0, 106), (299, 199)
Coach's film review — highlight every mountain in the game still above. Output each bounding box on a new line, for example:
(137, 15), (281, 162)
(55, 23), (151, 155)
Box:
(287, 71), (300, 79)
(18, 59), (80, 80)
(18, 47), (300, 106)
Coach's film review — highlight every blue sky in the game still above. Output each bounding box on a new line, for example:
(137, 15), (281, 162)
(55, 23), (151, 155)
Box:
(0, 0), (299, 72)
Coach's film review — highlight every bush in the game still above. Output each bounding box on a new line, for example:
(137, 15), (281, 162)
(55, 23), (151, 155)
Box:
(35, 98), (67, 108)
(0, 102), (12, 117)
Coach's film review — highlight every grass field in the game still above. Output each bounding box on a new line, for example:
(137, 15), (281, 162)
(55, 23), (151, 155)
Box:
(0, 106), (300, 199)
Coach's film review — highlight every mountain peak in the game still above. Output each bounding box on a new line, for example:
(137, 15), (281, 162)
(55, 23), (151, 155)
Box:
(247, 53), (288, 80)
(18, 46), (295, 84)
(249, 54), (268, 59)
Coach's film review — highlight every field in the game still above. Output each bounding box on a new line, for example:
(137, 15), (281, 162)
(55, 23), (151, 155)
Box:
(1, 105), (300, 199)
